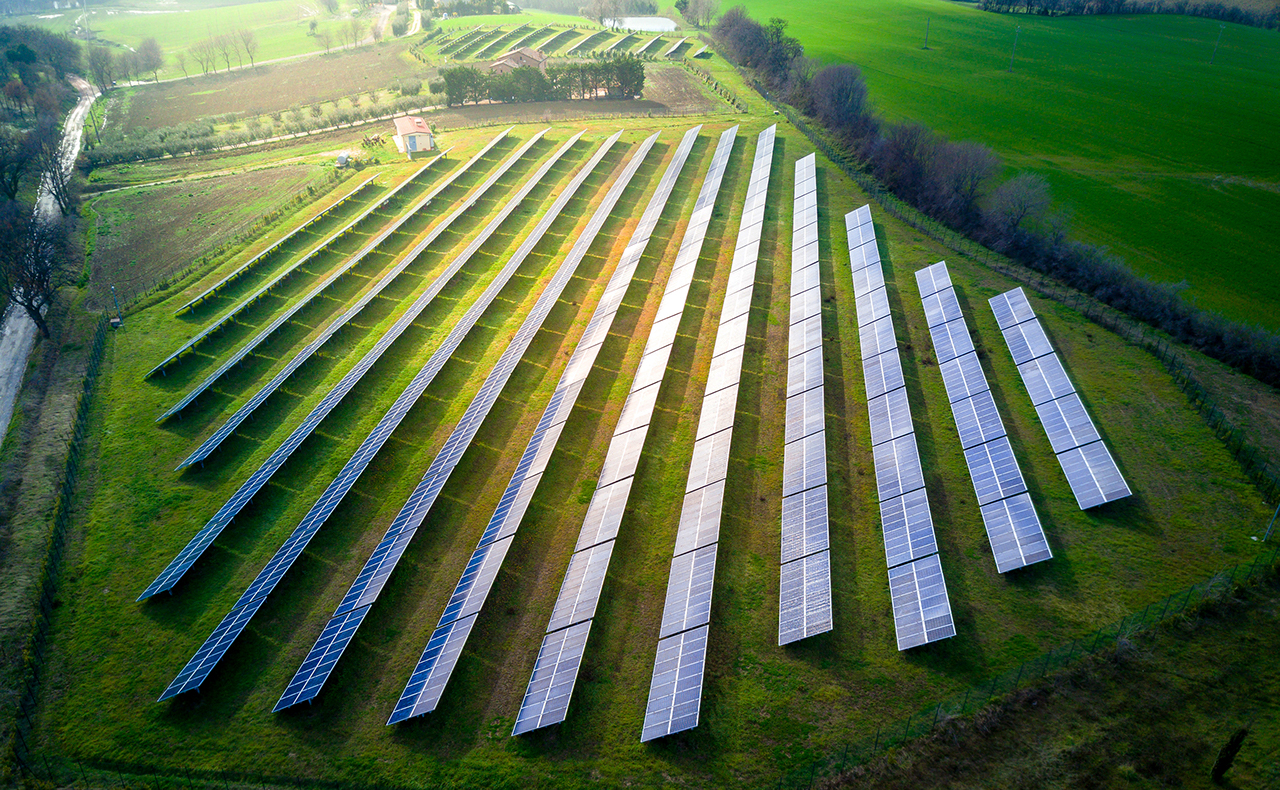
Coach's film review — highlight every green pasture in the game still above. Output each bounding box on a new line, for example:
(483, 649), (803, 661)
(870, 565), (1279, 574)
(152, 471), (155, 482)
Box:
(741, 0), (1280, 330)
(26, 104), (1276, 787)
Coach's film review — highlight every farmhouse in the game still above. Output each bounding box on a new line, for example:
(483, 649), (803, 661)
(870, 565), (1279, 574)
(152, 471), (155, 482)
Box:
(489, 46), (547, 74)
(391, 115), (435, 158)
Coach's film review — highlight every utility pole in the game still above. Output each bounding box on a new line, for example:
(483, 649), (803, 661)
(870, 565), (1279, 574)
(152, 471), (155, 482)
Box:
(924, 17), (931, 49)
(1211, 23), (1225, 65)
(1008, 25), (1021, 72)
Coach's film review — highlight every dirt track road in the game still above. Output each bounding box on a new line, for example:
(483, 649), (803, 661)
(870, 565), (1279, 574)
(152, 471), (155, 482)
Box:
(0, 77), (99, 451)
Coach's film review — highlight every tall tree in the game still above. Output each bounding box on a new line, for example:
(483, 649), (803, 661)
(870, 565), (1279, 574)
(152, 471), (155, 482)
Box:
(175, 50), (189, 79)
(86, 45), (114, 92)
(0, 203), (76, 339)
(34, 115), (76, 217)
(136, 37), (164, 81)
(0, 128), (35, 201)
(237, 29), (259, 67)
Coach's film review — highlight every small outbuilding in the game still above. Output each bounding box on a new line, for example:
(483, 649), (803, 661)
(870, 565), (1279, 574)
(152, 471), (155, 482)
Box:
(392, 116), (436, 159)
(489, 46), (547, 75)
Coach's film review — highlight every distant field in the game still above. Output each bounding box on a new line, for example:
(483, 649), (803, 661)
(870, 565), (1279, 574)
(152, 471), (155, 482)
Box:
(741, 0), (1280, 329)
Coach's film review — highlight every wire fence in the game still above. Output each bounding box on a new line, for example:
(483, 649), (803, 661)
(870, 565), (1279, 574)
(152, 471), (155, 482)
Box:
(772, 544), (1280, 789)
(749, 79), (1279, 506)
(4, 314), (108, 786)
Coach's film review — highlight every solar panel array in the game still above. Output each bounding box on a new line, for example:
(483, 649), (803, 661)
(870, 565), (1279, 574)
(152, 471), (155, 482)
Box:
(272, 129), (649, 716)
(147, 152), (451, 379)
(176, 176), (379, 314)
(641, 124), (774, 743)
(156, 131), (603, 702)
(175, 128), (526, 466)
(990, 288), (1131, 509)
(663, 37), (688, 57)
(635, 35), (662, 54)
(777, 153), (832, 647)
(139, 131), (559, 603)
(846, 206), (956, 651)
(916, 263), (1053, 573)
(512, 126), (736, 737)
(156, 147), (482, 421)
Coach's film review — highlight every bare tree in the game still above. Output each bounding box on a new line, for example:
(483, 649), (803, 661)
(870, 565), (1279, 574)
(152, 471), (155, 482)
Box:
(685, 0), (719, 26)
(348, 18), (364, 47)
(114, 50), (136, 84)
(317, 28), (333, 53)
(175, 50), (189, 79)
(0, 128), (36, 201)
(189, 39), (214, 73)
(34, 116), (76, 217)
(137, 37), (164, 80)
(987, 171), (1052, 243)
(214, 34), (234, 72)
(87, 45), (114, 92)
(0, 204), (76, 339)
(238, 29), (259, 68)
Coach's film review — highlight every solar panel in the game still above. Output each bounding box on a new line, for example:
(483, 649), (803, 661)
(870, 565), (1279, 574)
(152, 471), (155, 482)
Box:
(868, 386), (914, 447)
(785, 385), (825, 442)
(1035, 392), (1101, 454)
(863, 350), (906, 401)
(386, 613), (477, 723)
(598, 426), (649, 488)
(778, 551), (833, 645)
(873, 434), (926, 501)
(787, 346), (825, 396)
(939, 352), (989, 403)
(1003, 318), (1055, 365)
(640, 625), (708, 742)
(951, 389), (1007, 450)
(274, 605), (368, 711)
(614, 383), (662, 436)
(705, 344), (746, 396)
(659, 545), (718, 638)
(684, 428), (733, 494)
(782, 430), (827, 497)
(880, 488), (937, 569)
(963, 436), (1028, 506)
(989, 287), (1036, 331)
(791, 261), (820, 297)
(437, 536), (515, 625)
(922, 289), (964, 329)
(1058, 441), (1132, 509)
(788, 314), (823, 358)
(855, 286), (891, 328)
(1017, 354), (1074, 406)
(780, 486), (829, 564)
(512, 620), (592, 735)
(979, 492), (1053, 572)
(888, 554), (956, 650)
(914, 262), (952, 298)
(674, 478), (725, 555)
(547, 541), (615, 632)
(695, 384), (739, 441)
(929, 318), (975, 364)
(576, 477), (633, 552)
(791, 284), (822, 325)
(711, 312), (750, 357)
(851, 262), (885, 298)
(720, 283), (753, 323)
(859, 316), (897, 360)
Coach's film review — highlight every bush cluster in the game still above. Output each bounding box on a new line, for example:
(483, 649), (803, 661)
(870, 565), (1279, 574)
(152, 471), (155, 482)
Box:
(982, 0), (1280, 30)
(436, 57), (645, 106)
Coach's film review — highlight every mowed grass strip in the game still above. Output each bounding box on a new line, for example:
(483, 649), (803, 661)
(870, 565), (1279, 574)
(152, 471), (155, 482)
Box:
(740, 0), (1280, 329)
(36, 117), (1276, 788)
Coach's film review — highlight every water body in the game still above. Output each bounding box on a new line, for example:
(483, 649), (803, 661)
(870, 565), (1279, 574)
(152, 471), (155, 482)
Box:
(605, 16), (676, 31)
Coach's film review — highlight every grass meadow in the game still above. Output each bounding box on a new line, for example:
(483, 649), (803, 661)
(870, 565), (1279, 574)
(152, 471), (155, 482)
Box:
(740, 0), (1280, 330)
(25, 82), (1276, 787)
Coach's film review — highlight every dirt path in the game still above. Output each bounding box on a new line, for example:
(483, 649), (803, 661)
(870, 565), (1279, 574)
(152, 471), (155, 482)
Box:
(0, 77), (98, 452)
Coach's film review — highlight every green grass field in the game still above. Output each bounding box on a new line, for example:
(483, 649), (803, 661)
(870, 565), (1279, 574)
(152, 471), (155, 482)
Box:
(22, 73), (1276, 786)
(740, 0), (1280, 331)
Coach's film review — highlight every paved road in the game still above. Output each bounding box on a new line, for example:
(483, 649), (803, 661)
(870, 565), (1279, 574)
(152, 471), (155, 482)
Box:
(0, 77), (99, 452)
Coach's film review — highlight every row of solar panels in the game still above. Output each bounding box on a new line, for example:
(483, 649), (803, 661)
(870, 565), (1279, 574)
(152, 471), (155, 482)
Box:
(150, 158), (442, 378)
(846, 207), (957, 651)
(158, 130), (601, 701)
(175, 175), (379, 314)
(989, 288), (1132, 510)
(139, 128), (555, 602)
(511, 125), (705, 736)
(916, 261), (1054, 574)
(174, 127), (523, 468)
(778, 152), (833, 648)
(641, 125), (773, 743)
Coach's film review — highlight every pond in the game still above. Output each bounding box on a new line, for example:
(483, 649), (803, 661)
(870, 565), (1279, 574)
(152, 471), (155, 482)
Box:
(604, 16), (677, 32)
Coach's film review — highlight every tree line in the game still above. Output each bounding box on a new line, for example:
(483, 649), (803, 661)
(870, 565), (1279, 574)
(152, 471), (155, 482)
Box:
(1, 25), (84, 338)
(436, 57), (645, 106)
(981, 0), (1280, 30)
(714, 6), (1280, 387)
(86, 38), (165, 91)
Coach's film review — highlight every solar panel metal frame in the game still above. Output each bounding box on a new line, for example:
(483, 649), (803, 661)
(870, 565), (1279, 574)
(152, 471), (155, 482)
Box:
(1002, 317), (1055, 365)
(1034, 392), (1101, 454)
(989, 287), (1036, 331)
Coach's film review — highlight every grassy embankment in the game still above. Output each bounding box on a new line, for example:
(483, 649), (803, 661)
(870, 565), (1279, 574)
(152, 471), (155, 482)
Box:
(742, 0), (1280, 330)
